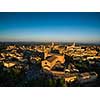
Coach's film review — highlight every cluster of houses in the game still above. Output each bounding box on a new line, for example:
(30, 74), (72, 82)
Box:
(0, 42), (100, 85)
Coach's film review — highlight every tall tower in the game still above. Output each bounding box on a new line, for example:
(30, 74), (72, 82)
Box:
(51, 42), (54, 48)
(43, 45), (45, 51)
(72, 42), (75, 47)
(44, 50), (48, 59)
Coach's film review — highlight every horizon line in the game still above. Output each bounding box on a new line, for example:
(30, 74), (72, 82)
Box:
(0, 41), (100, 44)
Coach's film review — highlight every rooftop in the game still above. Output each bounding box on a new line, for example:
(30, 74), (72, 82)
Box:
(47, 56), (57, 63)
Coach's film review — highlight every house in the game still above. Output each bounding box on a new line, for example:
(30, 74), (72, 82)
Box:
(64, 74), (77, 83)
(3, 61), (16, 68)
(42, 54), (65, 71)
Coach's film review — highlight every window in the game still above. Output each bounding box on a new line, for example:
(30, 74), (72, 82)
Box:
(45, 62), (47, 64)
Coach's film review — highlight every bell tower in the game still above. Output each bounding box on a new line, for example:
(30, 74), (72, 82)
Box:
(72, 42), (75, 47)
(51, 42), (54, 48)
(44, 50), (48, 59)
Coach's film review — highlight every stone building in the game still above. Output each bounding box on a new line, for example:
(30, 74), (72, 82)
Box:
(42, 54), (65, 71)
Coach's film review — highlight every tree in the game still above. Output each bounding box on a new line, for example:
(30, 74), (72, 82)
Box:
(48, 78), (53, 87)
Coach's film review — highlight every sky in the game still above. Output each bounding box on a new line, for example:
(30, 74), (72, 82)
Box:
(0, 12), (100, 43)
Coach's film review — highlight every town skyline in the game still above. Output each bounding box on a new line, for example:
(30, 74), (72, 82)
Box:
(0, 12), (100, 42)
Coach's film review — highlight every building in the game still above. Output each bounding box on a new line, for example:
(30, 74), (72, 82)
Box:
(42, 54), (65, 71)
(3, 61), (16, 68)
(64, 74), (78, 83)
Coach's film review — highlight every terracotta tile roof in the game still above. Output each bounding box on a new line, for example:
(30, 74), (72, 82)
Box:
(47, 56), (57, 63)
